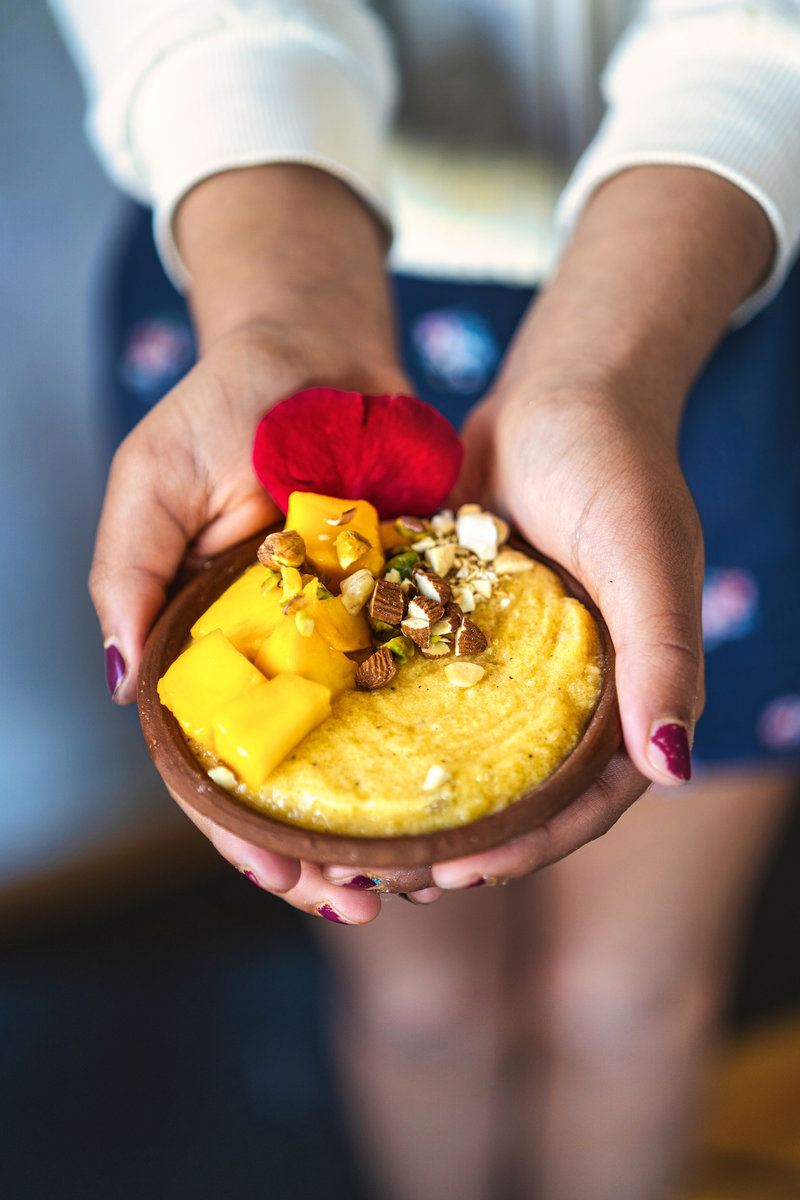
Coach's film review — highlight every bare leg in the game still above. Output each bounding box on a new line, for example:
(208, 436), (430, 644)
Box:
(510, 767), (796, 1200)
(317, 885), (510, 1200)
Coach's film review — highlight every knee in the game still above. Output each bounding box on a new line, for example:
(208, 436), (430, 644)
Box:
(348, 967), (501, 1057)
(529, 949), (724, 1065)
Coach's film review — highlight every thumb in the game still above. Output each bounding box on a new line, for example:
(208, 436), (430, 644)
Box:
(90, 436), (276, 705)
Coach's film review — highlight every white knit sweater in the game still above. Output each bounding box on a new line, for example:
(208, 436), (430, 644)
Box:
(51, 0), (800, 321)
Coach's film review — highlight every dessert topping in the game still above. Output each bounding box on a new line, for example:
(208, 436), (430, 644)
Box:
(340, 569), (375, 615)
(326, 506), (357, 526)
(412, 565), (452, 605)
(454, 617), (489, 657)
(423, 765), (451, 790)
(406, 596), (444, 625)
(445, 662), (486, 687)
(369, 578), (405, 625)
(493, 548), (535, 575)
(400, 617), (431, 649)
(252, 388), (464, 518)
(420, 642), (451, 660)
(336, 529), (371, 569)
(355, 646), (396, 690)
(258, 529), (306, 570)
(455, 510), (499, 562)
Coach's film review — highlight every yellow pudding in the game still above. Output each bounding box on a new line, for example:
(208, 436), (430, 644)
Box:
(158, 497), (603, 838)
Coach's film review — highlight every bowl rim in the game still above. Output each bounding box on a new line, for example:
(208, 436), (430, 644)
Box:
(138, 529), (621, 866)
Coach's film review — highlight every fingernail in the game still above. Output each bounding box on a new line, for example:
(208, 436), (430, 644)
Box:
(437, 874), (506, 890)
(317, 903), (351, 924)
(104, 641), (126, 700)
(340, 875), (378, 890)
(649, 720), (692, 782)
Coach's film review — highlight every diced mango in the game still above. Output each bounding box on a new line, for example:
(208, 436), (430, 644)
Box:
(309, 591), (373, 651)
(190, 564), (284, 659)
(157, 630), (266, 753)
(285, 492), (384, 587)
(254, 616), (357, 697)
(213, 674), (331, 791)
(379, 519), (413, 553)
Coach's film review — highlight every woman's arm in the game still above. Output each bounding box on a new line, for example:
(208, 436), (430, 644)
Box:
(90, 164), (408, 920)
(427, 163), (773, 888)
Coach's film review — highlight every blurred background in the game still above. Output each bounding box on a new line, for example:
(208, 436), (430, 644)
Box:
(1, 3), (799, 1198)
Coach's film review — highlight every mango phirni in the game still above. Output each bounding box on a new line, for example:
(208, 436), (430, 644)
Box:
(158, 494), (603, 837)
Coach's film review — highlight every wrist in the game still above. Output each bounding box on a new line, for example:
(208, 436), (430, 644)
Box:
(497, 165), (773, 439)
(175, 164), (396, 362)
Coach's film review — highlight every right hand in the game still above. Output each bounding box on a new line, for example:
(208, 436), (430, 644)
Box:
(92, 318), (413, 923)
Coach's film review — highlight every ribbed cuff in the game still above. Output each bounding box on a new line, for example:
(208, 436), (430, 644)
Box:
(556, 10), (800, 325)
(129, 33), (394, 287)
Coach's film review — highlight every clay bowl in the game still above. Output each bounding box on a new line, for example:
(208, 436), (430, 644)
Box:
(138, 530), (621, 891)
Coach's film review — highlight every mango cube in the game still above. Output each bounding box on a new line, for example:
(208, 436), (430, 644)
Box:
(255, 616), (357, 697)
(213, 674), (331, 791)
(285, 492), (384, 587)
(190, 564), (284, 659)
(308, 590), (372, 652)
(157, 630), (266, 753)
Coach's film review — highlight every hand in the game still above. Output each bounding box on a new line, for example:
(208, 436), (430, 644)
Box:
(91, 164), (404, 923)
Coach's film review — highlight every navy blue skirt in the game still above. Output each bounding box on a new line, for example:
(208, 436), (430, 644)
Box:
(102, 205), (800, 767)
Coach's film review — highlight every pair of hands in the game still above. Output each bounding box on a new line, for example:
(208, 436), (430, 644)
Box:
(91, 318), (704, 925)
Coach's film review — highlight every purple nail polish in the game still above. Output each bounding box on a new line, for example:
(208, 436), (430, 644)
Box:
(104, 643), (126, 699)
(318, 903), (348, 924)
(467, 877), (487, 888)
(650, 721), (692, 782)
(242, 870), (262, 889)
(341, 875), (376, 890)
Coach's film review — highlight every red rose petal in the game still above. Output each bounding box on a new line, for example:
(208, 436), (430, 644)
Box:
(252, 388), (464, 518)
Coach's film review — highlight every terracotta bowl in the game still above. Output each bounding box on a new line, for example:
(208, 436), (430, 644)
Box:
(138, 531), (621, 890)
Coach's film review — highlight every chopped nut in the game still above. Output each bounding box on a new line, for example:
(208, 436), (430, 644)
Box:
(355, 646), (396, 690)
(396, 515), (427, 535)
(340, 569), (375, 615)
(472, 578), (493, 600)
(431, 601), (461, 637)
(280, 566), (303, 603)
(420, 641), (451, 660)
(336, 529), (371, 569)
(430, 510), (456, 537)
(384, 568), (403, 584)
(425, 542), (456, 578)
(489, 513), (510, 545)
(407, 596), (444, 625)
(368, 578), (404, 625)
(493, 548), (535, 575)
(400, 616), (431, 648)
(423, 765), (450, 791)
(258, 529), (306, 570)
(208, 765), (237, 789)
(326, 506), (357, 526)
(457, 502), (483, 517)
(445, 662), (485, 687)
(456, 511), (499, 562)
(454, 617), (488, 656)
(453, 585), (475, 613)
(295, 609), (315, 638)
(261, 570), (280, 594)
(282, 592), (309, 616)
(381, 635), (417, 663)
(412, 565), (452, 604)
(411, 536), (437, 553)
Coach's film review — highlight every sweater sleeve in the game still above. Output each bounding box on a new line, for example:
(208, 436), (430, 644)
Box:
(49, 0), (398, 287)
(555, 0), (800, 323)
